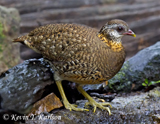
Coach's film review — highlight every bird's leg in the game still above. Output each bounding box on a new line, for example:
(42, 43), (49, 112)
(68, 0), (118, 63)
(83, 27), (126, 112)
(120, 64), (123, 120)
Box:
(76, 84), (112, 115)
(55, 81), (89, 111)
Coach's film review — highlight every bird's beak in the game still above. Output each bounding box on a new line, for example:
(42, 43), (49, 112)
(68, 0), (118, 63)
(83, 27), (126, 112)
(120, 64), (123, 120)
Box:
(124, 29), (136, 37)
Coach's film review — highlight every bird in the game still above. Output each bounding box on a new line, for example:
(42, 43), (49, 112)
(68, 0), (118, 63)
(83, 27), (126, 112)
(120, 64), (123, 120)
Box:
(13, 19), (136, 115)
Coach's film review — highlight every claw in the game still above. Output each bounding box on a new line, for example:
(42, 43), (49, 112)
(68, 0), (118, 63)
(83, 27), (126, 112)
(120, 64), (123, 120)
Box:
(93, 106), (96, 113)
(77, 85), (112, 115)
(56, 80), (111, 114)
(85, 100), (112, 115)
(64, 100), (89, 111)
(101, 102), (112, 108)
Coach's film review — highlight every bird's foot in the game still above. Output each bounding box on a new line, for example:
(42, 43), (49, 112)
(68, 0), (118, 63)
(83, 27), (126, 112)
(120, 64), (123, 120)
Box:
(85, 100), (112, 115)
(63, 100), (89, 111)
(76, 85), (112, 115)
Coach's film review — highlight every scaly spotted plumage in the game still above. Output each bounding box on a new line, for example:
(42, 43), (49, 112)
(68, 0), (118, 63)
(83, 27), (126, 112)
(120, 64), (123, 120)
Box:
(13, 19), (136, 115)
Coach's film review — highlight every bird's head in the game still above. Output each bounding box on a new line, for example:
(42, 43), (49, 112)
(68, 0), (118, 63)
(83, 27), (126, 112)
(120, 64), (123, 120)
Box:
(99, 19), (136, 43)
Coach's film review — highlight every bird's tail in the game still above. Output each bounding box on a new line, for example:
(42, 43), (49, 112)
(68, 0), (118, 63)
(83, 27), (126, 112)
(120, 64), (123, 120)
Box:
(12, 36), (27, 43)
(13, 35), (41, 54)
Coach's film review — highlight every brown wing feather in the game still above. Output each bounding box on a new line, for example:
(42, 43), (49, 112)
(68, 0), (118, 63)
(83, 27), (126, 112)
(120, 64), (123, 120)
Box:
(13, 23), (125, 84)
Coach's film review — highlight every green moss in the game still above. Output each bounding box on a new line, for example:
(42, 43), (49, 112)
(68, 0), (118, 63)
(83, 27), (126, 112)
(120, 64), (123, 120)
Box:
(0, 22), (5, 38)
(148, 62), (152, 66)
(107, 61), (133, 92)
(153, 55), (160, 61)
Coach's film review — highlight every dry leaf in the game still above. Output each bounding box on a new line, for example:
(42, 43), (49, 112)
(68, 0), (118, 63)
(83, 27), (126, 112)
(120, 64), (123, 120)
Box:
(28, 93), (63, 116)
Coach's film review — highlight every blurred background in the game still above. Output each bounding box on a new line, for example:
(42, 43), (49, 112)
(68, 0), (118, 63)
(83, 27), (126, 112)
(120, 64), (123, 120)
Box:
(0, 0), (160, 73)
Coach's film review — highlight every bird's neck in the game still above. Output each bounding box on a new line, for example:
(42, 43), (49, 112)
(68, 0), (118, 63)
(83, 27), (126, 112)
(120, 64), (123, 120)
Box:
(98, 33), (124, 52)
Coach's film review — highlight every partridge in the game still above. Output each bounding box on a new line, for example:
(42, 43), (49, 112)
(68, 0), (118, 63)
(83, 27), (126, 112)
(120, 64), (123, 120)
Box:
(13, 19), (136, 115)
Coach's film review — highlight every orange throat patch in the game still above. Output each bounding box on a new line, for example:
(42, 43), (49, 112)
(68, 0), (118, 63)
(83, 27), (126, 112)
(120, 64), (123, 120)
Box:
(98, 33), (123, 52)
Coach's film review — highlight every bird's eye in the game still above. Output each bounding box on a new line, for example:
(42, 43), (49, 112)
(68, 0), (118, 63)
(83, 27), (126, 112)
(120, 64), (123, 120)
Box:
(117, 26), (124, 32)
